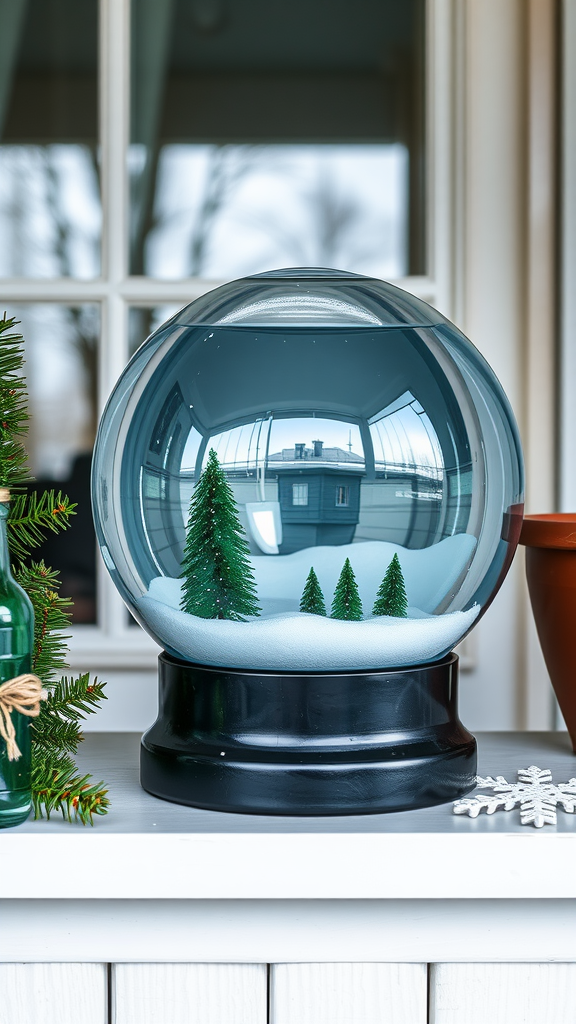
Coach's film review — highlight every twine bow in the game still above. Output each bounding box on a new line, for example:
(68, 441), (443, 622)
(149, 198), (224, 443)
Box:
(0, 674), (46, 761)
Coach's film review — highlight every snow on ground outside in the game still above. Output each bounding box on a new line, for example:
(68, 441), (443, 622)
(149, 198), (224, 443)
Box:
(136, 535), (479, 670)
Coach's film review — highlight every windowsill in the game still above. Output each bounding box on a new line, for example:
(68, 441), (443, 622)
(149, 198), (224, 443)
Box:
(66, 628), (160, 670)
(2, 731), (575, 900)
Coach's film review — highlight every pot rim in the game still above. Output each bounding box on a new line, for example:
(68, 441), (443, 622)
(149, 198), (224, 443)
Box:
(520, 513), (576, 549)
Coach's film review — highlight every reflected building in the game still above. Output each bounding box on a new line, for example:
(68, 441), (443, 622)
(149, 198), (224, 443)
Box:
(268, 440), (364, 553)
(137, 387), (473, 573)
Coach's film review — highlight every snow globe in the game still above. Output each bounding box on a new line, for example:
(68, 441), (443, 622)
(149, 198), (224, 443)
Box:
(92, 269), (524, 815)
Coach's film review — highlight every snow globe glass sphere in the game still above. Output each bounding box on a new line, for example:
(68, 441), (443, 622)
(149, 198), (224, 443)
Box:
(93, 269), (524, 815)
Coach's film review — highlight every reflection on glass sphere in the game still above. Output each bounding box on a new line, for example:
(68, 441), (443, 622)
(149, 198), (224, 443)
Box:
(92, 269), (524, 671)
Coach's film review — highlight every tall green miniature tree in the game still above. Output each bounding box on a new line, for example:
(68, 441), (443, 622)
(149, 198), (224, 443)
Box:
(0, 315), (109, 824)
(300, 567), (327, 616)
(180, 448), (261, 620)
(372, 553), (408, 618)
(331, 557), (363, 621)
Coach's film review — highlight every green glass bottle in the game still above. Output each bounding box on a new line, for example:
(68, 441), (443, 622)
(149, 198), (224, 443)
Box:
(0, 493), (35, 828)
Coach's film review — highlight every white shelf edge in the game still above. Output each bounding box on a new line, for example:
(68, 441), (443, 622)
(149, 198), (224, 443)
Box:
(1, 832), (575, 901)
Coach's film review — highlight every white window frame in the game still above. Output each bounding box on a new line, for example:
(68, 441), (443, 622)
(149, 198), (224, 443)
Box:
(335, 486), (350, 507)
(0, 0), (461, 673)
(292, 484), (309, 507)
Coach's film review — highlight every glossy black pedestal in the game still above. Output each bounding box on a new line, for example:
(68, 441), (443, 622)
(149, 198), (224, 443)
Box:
(140, 652), (477, 816)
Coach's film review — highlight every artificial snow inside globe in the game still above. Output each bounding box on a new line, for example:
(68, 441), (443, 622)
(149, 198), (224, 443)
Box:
(92, 269), (524, 815)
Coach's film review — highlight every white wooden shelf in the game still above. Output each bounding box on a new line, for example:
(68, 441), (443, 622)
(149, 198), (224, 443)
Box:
(3, 732), (576, 1022)
(2, 731), (576, 901)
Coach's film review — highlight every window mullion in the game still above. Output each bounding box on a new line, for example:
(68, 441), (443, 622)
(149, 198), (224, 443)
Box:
(97, 0), (132, 641)
(426, 0), (455, 319)
(100, 0), (130, 296)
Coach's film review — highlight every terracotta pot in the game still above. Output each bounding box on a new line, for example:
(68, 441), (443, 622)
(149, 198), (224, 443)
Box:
(520, 514), (576, 750)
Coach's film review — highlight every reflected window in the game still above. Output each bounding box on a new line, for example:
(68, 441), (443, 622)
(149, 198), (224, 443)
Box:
(369, 392), (443, 485)
(0, 0), (100, 279)
(209, 419), (271, 476)
(130, 0), (425, 278)
(366, 391), (447, 549)
(11, 304), (99, 624)
(292, 483), (308, 507)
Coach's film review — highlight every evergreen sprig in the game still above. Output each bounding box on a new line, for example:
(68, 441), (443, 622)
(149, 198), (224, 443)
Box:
(0, 315), (109, 824)
(15, 561), (72, 682)
(31, 673), (108, 807)
(8, 490), (76, 561)
(31, 716), (82, 755)
(31, 749), (109, 825)
(0, 315), (31, 489)
(41, 673), (108, 723)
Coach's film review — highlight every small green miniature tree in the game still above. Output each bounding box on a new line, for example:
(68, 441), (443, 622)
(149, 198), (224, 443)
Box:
(300, 567), (327, 616)
(372, 553), (408, 618)
(180, 448), (261, 620)
(331, 557), (363, 621)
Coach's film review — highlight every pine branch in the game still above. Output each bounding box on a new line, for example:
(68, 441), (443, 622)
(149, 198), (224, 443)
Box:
(14, 561), (72, 683)
(41, 673), (107, 722)
(0, 315), (31, 490)
(8, 490), (76, 561)
(31, 748), (109, 825)
(31, 673), (108, 811)
(0, 314), (110, 824)
(31, 716), (82, 755)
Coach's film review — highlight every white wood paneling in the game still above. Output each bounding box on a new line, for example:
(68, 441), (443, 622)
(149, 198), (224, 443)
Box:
(112, 962), (267, 1024)
(270, 962), (427, 1024)
(4, 899), (576, 965)
(431, 963), (576, 1024)
(0, 963), (106, 1024)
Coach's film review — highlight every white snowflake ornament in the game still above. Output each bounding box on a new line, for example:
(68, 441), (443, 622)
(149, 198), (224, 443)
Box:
(453, 765), (576, 828)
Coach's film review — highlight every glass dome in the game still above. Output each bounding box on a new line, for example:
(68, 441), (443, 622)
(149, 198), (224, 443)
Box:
(92, 269), (524, 672)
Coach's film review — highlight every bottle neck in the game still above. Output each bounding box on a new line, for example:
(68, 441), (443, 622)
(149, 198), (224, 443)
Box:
(0, 504), (12, 578)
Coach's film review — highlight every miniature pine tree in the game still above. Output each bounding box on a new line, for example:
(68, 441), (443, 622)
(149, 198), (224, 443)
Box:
(331, 557), (363, 621)
(300, 567), (327, 615)
(180, 448), (261, 620)
(372, 553), (408, 618)
(0, 315), (109, 824)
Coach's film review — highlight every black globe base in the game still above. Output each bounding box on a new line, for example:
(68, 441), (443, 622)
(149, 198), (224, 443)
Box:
(140, 651), (477, 816)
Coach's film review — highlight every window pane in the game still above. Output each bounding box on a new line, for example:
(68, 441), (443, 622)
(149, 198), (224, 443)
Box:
(130, 0), (425, 278)
(0, 0), (100, 278)
(129, 305), (182, 359)
(292, 484), (309, 507)
(9, 304), (99, 624)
